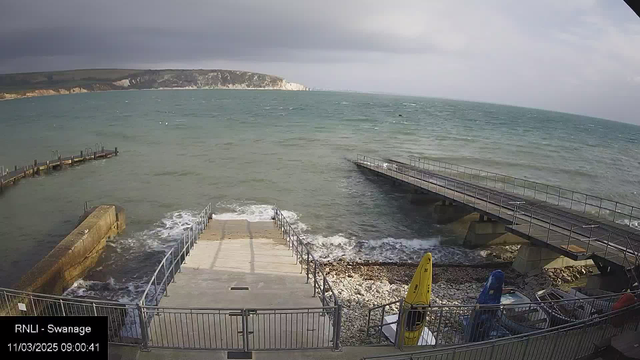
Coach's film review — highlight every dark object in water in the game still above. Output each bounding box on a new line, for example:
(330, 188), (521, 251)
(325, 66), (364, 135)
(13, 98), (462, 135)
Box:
(398, 114), (403, 117)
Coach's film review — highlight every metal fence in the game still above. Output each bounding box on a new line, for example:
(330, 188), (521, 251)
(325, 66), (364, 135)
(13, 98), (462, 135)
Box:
(1, 287), (145, 346)
(409, 156), (640, 229)
(142, 305), (340, 351)
(363, 301), (640, 360)
(272, 207), (340, 309)
(140, 203), (212, 307)
(355, 155), (640, 269)
(366, 290), (634, 350)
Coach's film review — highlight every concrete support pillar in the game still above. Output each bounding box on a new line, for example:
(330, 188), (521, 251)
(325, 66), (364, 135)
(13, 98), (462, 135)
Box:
(464, 220), (527, 248)
(512, 243), (594, 274)
(431, 202), (472, 225)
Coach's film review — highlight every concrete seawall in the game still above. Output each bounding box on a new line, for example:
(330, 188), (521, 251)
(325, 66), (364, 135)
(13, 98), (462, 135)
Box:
(13, 205), (125, 295)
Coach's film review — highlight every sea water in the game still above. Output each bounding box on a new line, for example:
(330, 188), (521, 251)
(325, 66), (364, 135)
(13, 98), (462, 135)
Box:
(1, 89), (639, 301)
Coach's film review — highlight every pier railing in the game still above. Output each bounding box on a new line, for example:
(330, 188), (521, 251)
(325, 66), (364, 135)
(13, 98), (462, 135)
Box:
(140, 203), (212, 307)
(363, 300), (640, 360)
(409, 156), (640, 230)
(356, 155), (640, 269)
(365, 290), (635, 350)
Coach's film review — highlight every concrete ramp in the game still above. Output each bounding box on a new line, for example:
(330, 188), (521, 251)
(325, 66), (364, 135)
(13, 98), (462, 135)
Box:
(148, 220), (335, 350)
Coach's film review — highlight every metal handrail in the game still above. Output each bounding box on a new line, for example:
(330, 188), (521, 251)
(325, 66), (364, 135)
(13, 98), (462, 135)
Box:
(365, 290), (640, 350)
(272, 207), (340, 307)
(139, 203), (212, 306)
(272, 207), (342, 350)
(363, 301), (640, 360)
(409, 155), (640, 229)
(367, 289), (637, 313)
(356, 154), (640, 268)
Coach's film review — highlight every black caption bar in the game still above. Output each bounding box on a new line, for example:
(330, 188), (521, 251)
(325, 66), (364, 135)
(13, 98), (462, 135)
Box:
(0, 316), (108, 360)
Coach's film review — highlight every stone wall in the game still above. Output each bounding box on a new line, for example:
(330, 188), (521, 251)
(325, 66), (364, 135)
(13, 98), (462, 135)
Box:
(12, 205), (125, 295)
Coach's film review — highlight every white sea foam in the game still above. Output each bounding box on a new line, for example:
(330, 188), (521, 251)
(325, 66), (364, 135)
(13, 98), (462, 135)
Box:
(304, 234), (502, 264)
(616, 219), (640, 230)
(213, 202), (307, 230)
(64, 278), (148, 304)
(118, 210), (199, 252)
(304, 235), (441, 262)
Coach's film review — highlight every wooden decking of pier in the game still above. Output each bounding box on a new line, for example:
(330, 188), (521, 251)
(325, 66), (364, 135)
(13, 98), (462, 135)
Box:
(0, 147), (118, 193)
(354, 155), (640, 272)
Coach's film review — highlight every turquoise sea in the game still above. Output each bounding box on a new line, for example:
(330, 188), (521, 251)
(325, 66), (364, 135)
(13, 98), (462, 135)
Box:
(1, 89), (639, 301)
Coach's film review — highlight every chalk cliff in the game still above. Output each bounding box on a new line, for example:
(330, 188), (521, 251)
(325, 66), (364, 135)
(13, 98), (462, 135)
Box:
(0, 69), (308, 100)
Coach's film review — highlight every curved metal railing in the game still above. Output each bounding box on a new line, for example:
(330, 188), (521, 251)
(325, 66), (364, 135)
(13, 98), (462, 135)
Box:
(139, 203), (212, 307)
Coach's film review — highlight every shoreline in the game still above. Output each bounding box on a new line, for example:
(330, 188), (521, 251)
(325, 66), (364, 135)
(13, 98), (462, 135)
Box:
(0, 86), (312, 102)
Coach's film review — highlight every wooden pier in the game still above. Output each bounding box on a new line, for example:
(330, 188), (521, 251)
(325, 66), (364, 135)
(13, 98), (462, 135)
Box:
(0, 147), (118, 193)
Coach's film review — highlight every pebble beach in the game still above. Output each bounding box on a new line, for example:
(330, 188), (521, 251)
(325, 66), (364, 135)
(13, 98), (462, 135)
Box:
(323, 258), (594, 346)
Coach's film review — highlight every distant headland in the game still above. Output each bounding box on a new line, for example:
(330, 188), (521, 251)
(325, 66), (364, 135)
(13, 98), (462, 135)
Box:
(0, 69), (309, 100)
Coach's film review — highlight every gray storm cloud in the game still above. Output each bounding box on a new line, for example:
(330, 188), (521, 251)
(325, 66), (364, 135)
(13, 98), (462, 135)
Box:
(1, 0), (639, 124)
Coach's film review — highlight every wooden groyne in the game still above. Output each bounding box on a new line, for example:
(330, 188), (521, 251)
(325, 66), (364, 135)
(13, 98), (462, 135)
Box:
(0, 147), (118, 193)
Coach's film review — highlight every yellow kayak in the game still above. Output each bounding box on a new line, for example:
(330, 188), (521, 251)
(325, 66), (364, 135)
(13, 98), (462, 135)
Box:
(402, 252), (432, 346)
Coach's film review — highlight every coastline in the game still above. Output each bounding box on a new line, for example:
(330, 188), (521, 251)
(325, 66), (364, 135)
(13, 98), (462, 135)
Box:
(0, 86), (311, 102)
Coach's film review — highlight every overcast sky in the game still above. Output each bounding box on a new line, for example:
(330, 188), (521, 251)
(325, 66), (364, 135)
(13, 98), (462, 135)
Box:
(1, 0), (639, 124)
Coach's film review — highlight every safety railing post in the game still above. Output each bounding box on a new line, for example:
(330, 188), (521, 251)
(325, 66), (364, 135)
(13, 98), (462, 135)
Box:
(333, 304), (342, 351)
(242, 309), (250, 352)
(434, 307), (444, 347)
(570, 192), (574, 209)
(313, 262), (317, 297)
(394, 300), (405, 350)
(567, 225), (574, 249)
(322, 277), (327, 306)
(306, 252), (310, 283)
(137, 304), (150, 351)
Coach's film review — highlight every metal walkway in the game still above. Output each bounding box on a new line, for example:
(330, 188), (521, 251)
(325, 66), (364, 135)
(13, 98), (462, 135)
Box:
(354, 155), (640, 272)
